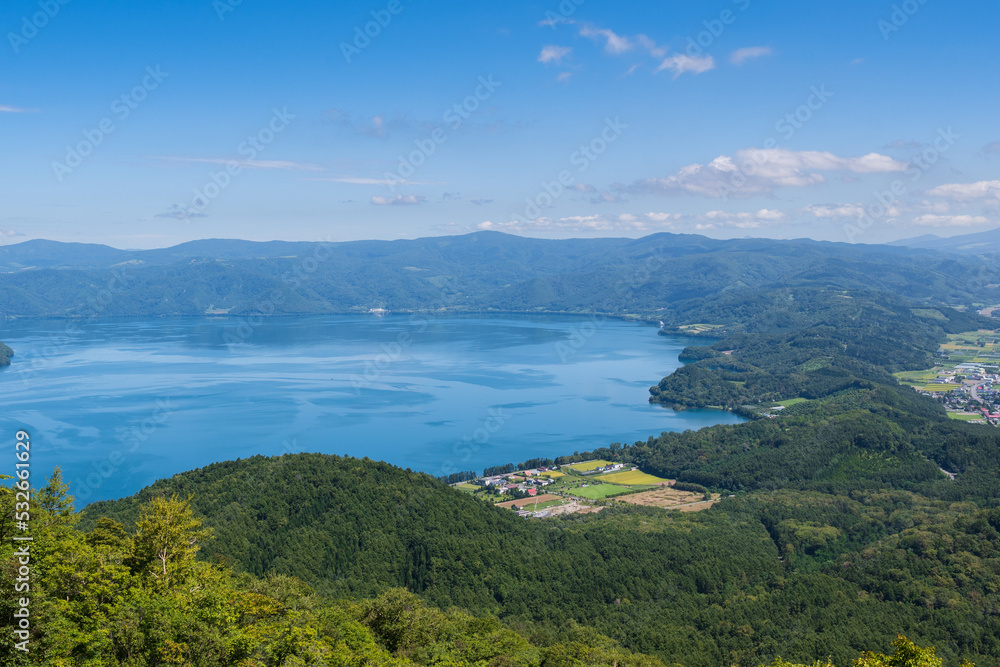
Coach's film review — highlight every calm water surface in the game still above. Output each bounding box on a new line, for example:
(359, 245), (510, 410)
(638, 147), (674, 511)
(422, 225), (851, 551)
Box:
(0, 315), (744, 502)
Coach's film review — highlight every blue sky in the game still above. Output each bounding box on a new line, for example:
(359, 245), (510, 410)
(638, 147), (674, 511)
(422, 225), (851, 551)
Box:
(1, 0), (998, 248)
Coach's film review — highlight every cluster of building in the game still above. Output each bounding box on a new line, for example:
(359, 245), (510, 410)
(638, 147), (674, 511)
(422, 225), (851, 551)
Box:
(584, 462), (625, 474)
(474, 467), (559, 495)
(922, 362), (1000, 425)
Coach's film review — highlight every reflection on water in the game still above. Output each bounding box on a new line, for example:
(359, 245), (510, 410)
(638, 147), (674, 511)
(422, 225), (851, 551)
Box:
(0, 314), (744, 503)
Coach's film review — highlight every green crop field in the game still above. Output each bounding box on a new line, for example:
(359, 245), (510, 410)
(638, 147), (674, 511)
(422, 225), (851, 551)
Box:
(774, 397), (810, 407)
(572, 483), (631, 500)
(948, 413), (983, 422)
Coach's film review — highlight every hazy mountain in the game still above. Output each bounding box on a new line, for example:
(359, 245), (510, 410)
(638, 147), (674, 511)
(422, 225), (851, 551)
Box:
(890, 227), (1000, 254)
(0, 231), (997, 320)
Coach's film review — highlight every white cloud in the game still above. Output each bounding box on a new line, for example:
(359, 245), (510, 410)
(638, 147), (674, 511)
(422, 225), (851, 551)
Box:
(538, 45), (572, 64)
(557, 72), (573, 83)
(0, 105), (36, 113)
(579, 26), (632, 54)
(156, 204), (208, 220)
(911, 214), (991, 227)
(370, 194), (426, 206)
(926, 180), (1000, 201)
(730, 46), (772, 65)
(479, 209), (789, 235)
(636, 35), (667, 58)
(803, 203), (901, 220)
(153, 156), (323, 171)
(703, 208), (786, 228)
(539, 15), (574, 28)
(619, 149), (907, 198)
(655, 54), (716, 78)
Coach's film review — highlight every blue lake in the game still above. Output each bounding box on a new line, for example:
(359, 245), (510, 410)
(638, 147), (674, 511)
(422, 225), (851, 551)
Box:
(0, 314), (744, 503)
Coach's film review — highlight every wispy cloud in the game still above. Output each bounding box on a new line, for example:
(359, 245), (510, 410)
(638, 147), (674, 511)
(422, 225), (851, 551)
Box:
(323, 109), (436, 138)
(911, 214), (991, 227)
(882, 139), (926, 150)
(539, 15), (574, 28)
(803, 203), (871, 219)
(370, 194), (426, 206)
(153, 156), (323, 171)
(982, 141), (1000, 155)
(927, 180), (1000, 201)
(729, 46), (772, 65)
(0, 228), (26, 240)
(618, 149), (907, 198)
(155, 204), (208, 220)
(477, 208), (789, 235)
(538, 45), (572, 64)
(578, 25), (665, 58)
(469, 198), (494, 206)
(655, 54), (716, 78)
(579, 26), (632, 54)
(0, 105), (37, 113)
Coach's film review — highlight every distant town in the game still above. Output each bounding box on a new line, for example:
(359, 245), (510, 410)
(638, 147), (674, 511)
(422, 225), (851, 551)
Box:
(895, 329), (1000, 426)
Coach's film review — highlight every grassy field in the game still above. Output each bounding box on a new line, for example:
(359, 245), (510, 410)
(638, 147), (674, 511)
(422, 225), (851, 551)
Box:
(563, 459), (615, 472)
(455, 483), (479, 493)
(596, 470), (671, 485)
(496, 494), (562, 509)
(539, 471), (565, 479)
(948, 413), (983, 422)
(919, 384), (960, 392)
(774, 398), (810, 407)
(573, 483), (630, 500)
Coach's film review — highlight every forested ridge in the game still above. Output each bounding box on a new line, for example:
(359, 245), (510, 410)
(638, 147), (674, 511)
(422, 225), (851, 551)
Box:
(4, 234), (1000, 665)
(1, 232), (999, 318)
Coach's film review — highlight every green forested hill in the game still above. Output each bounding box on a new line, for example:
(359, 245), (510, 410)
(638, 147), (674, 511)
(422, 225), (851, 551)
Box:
(78, 449), (1000, 667)
(1, 232), (999, 318)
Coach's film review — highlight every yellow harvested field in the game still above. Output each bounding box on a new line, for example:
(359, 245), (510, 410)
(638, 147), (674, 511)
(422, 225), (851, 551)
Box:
(596, 470), (671, 485)
(563, 459), (614, 472)
(540, 471), (565, 479)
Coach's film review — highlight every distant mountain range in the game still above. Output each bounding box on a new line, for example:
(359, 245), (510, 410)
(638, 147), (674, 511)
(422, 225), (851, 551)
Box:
(0, 231), (998, 320)
(890, 226), (1000, 254)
